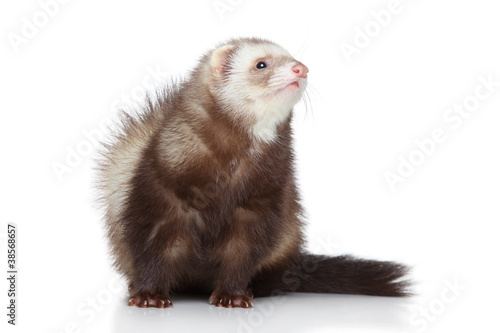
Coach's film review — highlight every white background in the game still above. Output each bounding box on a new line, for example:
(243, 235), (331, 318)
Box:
(1, 0), (499, 332)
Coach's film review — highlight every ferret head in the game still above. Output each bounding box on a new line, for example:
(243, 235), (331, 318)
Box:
(205, 38), (308, 142)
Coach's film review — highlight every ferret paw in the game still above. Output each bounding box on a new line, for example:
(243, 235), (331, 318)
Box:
(128, 293), (172, 308)
(209, 293), (254, 308)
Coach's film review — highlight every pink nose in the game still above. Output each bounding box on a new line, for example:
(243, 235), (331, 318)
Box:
(292, 63), (308, 78)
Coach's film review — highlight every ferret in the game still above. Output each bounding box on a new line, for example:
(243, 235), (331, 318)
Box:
(97, 37), (410, 309)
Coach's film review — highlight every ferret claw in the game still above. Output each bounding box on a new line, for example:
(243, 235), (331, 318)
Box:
(128, 293), (172, 308)
(209, 293), (254, 308)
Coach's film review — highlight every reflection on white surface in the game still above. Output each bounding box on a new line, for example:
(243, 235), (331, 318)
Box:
(111, 293), (413, 333)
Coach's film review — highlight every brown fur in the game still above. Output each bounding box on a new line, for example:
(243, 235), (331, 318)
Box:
(97, 38), (410, 309)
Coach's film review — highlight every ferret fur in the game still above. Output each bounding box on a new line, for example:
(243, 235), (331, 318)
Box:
(97, 37), (410, 308)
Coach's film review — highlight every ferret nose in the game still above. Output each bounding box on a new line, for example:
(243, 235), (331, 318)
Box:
(292, 63), (308, 78)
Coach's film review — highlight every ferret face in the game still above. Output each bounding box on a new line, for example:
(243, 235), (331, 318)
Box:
(228, 42), (308, 101)
(209, 39), (308, 142)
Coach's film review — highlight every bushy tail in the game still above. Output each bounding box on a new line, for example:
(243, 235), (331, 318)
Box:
(252, 254), (411, 297)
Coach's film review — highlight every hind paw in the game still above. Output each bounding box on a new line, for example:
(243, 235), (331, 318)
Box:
(128, 293), (172, 308)
(209, 293), (254, 308)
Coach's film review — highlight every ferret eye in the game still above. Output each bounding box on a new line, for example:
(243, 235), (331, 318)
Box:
(256, 61), (268, 69)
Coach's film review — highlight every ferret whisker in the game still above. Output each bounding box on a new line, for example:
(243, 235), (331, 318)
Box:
(302, 90), (314, 124)
(304, 82), (322, 103)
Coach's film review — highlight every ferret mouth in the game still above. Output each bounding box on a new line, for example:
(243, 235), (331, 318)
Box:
(272, 79), (306, 97)
(279, 80), (302, 93)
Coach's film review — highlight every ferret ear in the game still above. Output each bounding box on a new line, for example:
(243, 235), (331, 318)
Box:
(210, 44), (236, 78)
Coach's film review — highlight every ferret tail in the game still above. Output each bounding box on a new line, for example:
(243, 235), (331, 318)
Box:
(252, 254), (411, 297)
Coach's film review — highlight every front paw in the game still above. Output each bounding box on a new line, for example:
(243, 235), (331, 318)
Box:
(128, 292), (172, 308)
(209, 293), (254, 308)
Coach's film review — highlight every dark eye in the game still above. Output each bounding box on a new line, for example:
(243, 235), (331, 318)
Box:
(256, 61), (267, 69)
